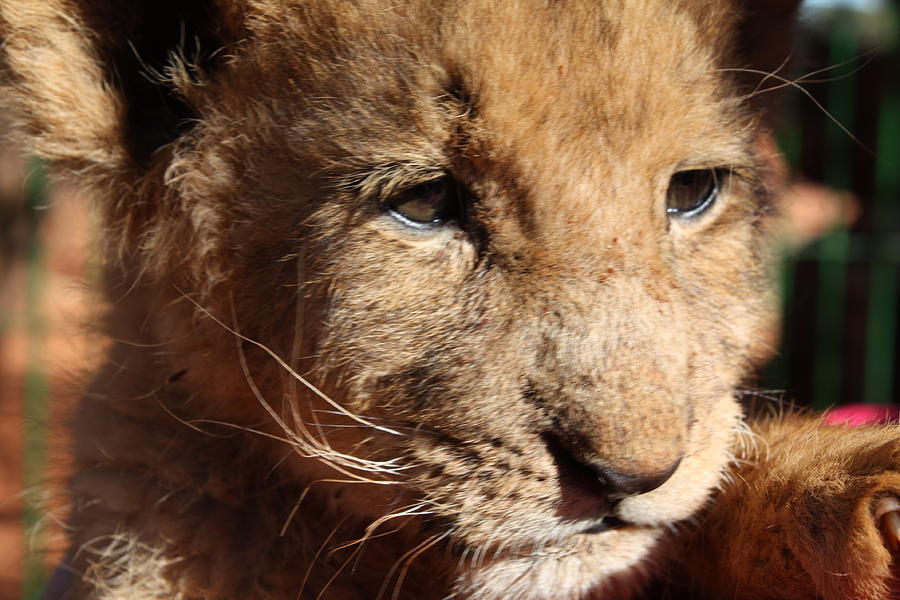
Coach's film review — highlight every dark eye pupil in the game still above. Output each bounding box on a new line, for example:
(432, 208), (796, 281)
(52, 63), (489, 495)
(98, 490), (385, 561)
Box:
(387, 178), (458, 226)
(666, 169), (721, 218)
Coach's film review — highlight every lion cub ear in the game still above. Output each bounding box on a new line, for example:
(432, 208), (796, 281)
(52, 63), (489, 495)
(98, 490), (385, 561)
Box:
(0, 0), (246, 178)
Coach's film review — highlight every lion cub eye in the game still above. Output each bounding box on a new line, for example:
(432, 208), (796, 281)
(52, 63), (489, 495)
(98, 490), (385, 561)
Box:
(665, 169), (725, 219)
(386, 178), (460, 228)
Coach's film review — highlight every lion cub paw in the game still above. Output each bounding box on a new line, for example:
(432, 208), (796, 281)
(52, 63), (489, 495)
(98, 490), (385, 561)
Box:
(795, 472), (900, 600)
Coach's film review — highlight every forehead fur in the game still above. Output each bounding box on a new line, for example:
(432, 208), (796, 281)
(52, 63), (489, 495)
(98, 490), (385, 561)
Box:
(233, 0), (747, 164)
(0, 0), (783, 179)
(446, 0), (744, 155)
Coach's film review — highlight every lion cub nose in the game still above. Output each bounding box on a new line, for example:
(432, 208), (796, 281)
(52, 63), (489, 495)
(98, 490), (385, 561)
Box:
(545, 433), (682, 500)
(592, 458), (681, 497)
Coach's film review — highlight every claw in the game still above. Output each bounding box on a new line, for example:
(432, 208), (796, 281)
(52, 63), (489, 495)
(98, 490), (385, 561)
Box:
(875, 496), (900, 551)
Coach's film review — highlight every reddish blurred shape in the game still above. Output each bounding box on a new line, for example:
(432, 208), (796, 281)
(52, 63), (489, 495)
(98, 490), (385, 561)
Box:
(824, 404), (900, 426)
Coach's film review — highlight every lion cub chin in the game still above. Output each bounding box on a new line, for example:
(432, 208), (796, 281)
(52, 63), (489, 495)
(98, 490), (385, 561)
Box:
(2, 0), (899, 598)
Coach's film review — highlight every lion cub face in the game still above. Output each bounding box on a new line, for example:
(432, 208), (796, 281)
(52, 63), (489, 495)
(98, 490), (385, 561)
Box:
(244, 0), (779, 591)
(3, 0), (790, 597)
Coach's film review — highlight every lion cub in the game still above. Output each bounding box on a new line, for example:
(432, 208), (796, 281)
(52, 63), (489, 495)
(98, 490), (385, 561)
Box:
(2, 1), (898, 598)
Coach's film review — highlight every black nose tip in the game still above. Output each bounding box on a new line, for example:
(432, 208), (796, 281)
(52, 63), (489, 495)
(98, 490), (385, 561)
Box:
(544, 433), (682, 500)
(593, 458), (681, 497)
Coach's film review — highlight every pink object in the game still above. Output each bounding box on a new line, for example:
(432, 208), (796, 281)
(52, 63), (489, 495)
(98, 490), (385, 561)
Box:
(824, 404), (900, 427)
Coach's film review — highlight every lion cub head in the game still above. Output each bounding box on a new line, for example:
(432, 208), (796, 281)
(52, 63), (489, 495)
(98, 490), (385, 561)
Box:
(2, 0), (798, 598)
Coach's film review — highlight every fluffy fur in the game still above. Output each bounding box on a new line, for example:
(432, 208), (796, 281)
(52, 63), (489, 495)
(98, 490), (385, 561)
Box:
(1, 1), (898, 598)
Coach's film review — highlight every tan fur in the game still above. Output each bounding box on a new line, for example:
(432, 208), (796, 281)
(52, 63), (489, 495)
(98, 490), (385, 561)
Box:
(679, 414), (900, 597)
(1, 1), (898, 598)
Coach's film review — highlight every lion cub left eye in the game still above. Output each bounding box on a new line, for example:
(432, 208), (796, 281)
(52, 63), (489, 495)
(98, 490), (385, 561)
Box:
(386, 178), (460, 228)
(665, 168), (725, 219)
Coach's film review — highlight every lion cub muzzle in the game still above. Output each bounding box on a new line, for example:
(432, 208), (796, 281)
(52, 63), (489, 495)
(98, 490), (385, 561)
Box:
(528, 360), (689, 522)
(524, 327), (690, 522)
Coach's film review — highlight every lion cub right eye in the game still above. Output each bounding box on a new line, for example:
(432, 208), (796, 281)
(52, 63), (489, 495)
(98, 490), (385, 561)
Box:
(665, 168), (725, 219)
(386, 178), (460, 228)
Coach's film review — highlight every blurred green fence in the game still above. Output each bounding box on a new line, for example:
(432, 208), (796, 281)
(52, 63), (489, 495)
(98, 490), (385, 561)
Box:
(763, 3), (900, 410)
